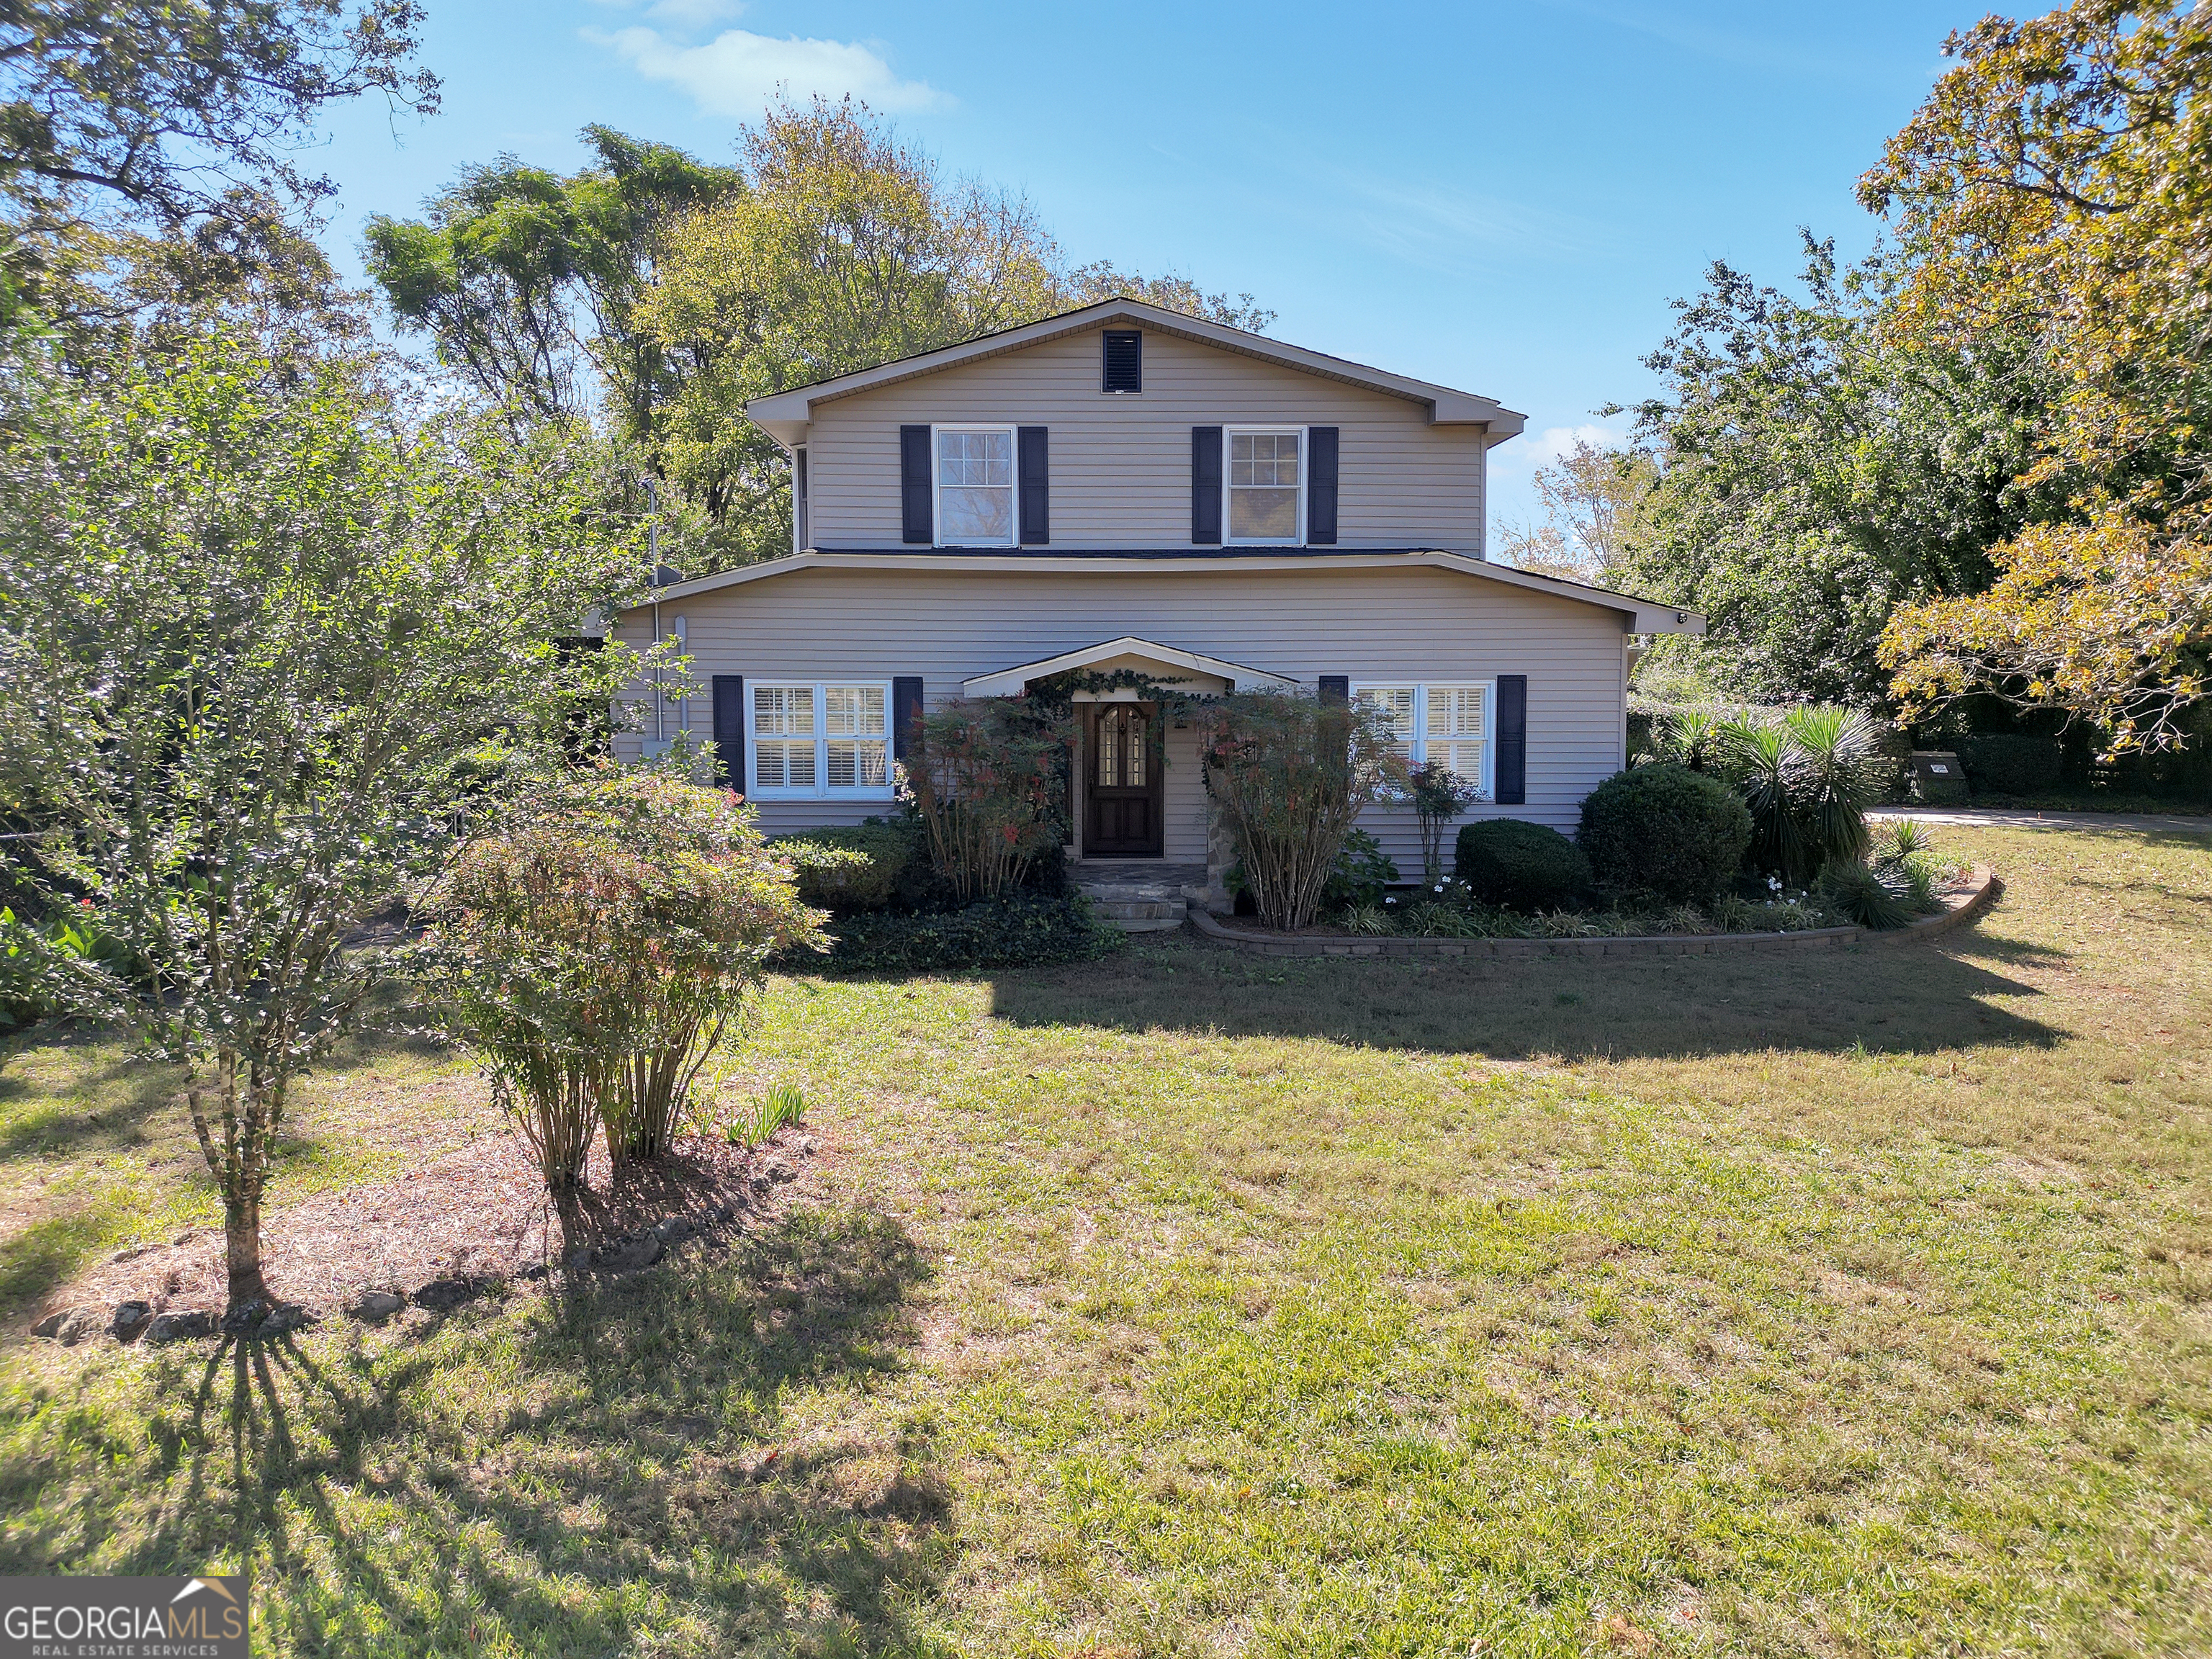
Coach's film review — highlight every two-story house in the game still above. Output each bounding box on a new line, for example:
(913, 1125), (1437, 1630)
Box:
(611, 297), (1701, 909)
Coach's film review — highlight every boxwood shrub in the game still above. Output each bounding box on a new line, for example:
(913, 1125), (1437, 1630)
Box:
(801, 891), (1117, 972)
(768, 822), (914, 911)
(1454, 819), (1592, 910)
(1578, 764), (1753, 902)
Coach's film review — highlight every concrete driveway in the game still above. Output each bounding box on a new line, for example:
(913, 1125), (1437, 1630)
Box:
(1869, 805), (2211, 836)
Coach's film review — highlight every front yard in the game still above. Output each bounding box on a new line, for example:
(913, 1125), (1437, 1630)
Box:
(1, 822), (2208, 1656)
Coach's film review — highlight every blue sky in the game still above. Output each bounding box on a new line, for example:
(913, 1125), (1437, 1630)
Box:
(312, 0), (1981, 529)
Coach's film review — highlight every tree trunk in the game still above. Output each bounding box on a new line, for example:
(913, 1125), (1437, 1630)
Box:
(224, 1193), (269, 1309)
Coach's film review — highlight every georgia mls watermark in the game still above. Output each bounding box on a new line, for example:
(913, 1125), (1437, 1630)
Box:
(1, 1575), (247, 1659)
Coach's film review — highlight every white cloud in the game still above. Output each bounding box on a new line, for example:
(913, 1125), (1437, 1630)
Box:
(1495, 422), (1628, 473)
(590, 24), (947, 117)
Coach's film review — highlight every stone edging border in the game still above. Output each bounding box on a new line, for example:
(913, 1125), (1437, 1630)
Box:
(1186, 866), (2005, 960)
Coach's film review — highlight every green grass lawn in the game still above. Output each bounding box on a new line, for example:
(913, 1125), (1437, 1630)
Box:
(1, 823), (2208, 1657)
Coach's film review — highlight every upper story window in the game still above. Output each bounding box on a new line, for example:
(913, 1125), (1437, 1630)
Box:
(935, 426), (1015, 546)
(1227, 428), (1302, 543)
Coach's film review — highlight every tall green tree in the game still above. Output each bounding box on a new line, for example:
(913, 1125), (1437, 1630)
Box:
(0, 333), (648, 1311)
(364, 126), (741, 428)
(0, 0), (438, 321)
(1620, 239), (2063, 706)
(638, 94), (1066, 559)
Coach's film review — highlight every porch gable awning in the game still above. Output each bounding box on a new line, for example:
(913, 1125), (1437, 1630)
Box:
(961, 636), (1298, 698)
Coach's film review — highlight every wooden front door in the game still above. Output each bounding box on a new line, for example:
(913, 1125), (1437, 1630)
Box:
(1084, 703), (1163, 857)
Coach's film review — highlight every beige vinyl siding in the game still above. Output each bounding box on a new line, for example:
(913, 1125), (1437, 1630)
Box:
(616, 565), (1624, 868)
(804, 329), (1488, 554)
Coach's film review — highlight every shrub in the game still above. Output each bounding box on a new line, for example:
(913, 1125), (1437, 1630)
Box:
(1784, 706), (1885, 869)
(1201, 691), (1406, 930)
(907, 698), (1074, 901)
(425, 771), (826, 1196)
(770, 822), (913, 911)
(1405, 759), (1484, 886)
(1817, 860), (1915, 930)
(1959, 734), (2064, 796)
(1454, 819), (1592, 911)
(806, 891), (1115, 972)
(1319, 829), (1398, 914)
(1714, 704), (1887, 882)
(1578, 764), (1752, 902)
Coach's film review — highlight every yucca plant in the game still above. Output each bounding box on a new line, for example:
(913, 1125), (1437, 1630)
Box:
(1716, 716), (1806, 880)
(1817, 859), (1915, 929)
(1784, 706), (1887, 872)
(1660, 705), (1730, 770)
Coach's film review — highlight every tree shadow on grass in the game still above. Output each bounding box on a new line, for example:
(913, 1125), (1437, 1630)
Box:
(990, 930), (2067, 1061)
(0, 1204), (944, 1657)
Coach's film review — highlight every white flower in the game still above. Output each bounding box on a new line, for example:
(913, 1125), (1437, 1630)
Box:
(1434, 884), (1446, 893)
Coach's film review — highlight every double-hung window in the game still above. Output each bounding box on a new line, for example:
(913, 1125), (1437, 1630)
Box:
(935, 426), (1015, 545)
(752, 682), (891, 798)
(1226, 427), (1303, 543)
(1352, 681), (1493, 796)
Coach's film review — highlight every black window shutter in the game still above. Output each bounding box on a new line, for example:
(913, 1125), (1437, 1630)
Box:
(711, 674), (745, 789)
(892, 675), (925, 763)
(1191, 426), (1223, 544)
(1102, 330), (1141, 392)
(1496, 674), (1527, 805)
(1018, 426), (1049, 544)
(1308, 426), (1339, 544)
(899, 425), (931, 544)
(1317, 675), (1349, 704)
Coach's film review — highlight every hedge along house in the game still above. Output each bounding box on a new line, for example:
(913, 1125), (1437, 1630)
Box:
(608, 297), (1703, 917)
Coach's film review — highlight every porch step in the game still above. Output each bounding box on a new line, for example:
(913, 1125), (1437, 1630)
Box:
(1088, 896), (1189, 933)
(1071, 863), (1208, 933)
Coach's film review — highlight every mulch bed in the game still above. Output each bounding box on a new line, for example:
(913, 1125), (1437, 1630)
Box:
(53, 1125), (814, 1328)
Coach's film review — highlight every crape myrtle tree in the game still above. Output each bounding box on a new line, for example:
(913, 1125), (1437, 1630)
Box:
(0, 333), (650, 1313)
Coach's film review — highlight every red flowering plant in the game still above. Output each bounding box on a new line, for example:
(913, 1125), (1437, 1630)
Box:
(1200, 691), (1407, 930)
(903, 697), (1076, 902)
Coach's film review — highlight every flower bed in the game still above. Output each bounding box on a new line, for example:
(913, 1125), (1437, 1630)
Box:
(1192, 866), (2002, 959)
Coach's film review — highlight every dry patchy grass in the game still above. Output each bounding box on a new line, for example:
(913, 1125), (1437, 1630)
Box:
(1, 823), (2208, 1655)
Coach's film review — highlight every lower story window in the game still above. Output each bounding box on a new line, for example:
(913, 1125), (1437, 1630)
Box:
(1353, 680), (1493, 796)
(753, 681), (891, 797)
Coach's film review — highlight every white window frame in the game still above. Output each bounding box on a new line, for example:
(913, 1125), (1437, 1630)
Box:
(931, 423), (1019, 548)
(1223, 423), (1308, 547)
(747, 680), (896, 801)
(1349, 679), (1496, 801)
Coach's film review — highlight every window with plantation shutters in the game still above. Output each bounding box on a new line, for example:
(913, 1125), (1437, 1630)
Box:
(1354, 686), (1416, 763)
(752, 681), (894, 798)
(753, 685), (817, 789)
(1350, 680), (1497, 799)
(824, 685), (887, 788)
(1425, 684), (1488, 784)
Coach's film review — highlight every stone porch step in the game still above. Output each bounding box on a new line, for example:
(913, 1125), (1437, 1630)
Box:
(1072, 863), (1208, 933)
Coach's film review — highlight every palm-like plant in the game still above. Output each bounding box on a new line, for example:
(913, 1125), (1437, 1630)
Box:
(1784, 705), (1887, 871)
(1660, 705), (1729, 770)
(1716, 716), (1805, 880)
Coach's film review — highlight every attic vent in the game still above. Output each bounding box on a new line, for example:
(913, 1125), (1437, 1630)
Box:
(1102, 330), (1141, 394)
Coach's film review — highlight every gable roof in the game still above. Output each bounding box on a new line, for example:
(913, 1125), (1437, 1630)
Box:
(744, 298), (1528, 448)
(963, 637), (1298, 696)
(628, 548), (1704, 636)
